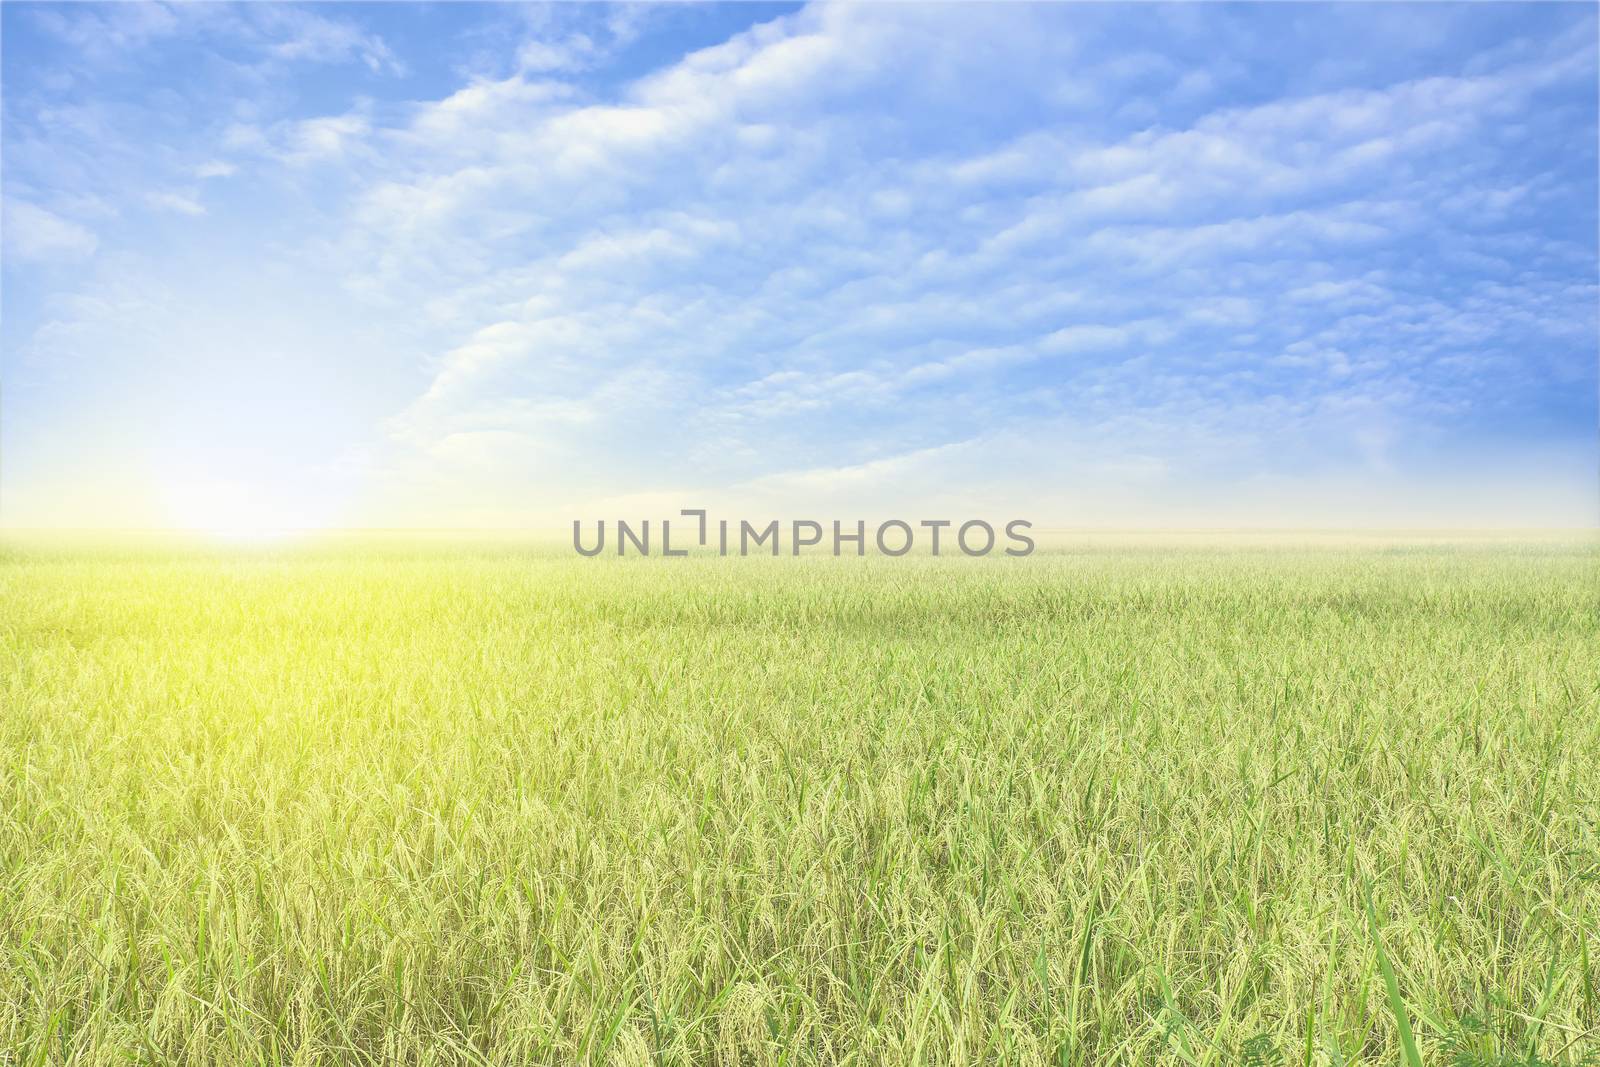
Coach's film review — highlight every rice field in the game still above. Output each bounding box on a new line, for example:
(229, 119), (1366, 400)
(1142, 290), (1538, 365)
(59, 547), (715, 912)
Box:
(2, 535), (1597, 1065)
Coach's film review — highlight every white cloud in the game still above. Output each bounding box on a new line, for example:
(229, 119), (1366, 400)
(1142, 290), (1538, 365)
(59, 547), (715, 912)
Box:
(30, 2), (404, 75)
(29, 2), (188, 61)
(225, 112), (373, 166)
(145, 190), (206, 217)
(284, 113), (371, 165)
(404, 77), (574, 145)
(2, 201), (97, 262)
(247, 5), (405, 75)
(517, 37), (597, 75)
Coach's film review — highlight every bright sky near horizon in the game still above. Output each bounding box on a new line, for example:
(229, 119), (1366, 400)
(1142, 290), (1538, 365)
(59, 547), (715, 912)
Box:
(2, 1), (1596, 533)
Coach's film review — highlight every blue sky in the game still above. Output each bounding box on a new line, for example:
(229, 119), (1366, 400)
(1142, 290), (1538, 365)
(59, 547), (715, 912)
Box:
(2, 2), (1596, 531)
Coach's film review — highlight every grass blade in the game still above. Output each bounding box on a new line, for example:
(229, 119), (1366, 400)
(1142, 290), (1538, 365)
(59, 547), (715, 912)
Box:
(1363, 879), (1423, 1067)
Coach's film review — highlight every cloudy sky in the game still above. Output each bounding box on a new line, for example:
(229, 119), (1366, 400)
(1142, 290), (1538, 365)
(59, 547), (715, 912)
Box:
(2, 2), (1596, 531)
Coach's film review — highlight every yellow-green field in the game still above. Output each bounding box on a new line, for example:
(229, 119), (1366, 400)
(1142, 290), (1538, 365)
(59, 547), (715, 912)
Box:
(2, 537), (1598, 1066)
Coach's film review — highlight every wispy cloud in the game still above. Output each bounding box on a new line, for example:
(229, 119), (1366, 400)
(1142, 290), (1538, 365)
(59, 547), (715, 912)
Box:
(145, 190), (206, 217)
(2, 200), (98, 262)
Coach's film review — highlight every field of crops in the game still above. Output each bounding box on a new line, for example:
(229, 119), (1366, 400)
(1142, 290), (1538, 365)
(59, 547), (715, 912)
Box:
(2, 536), (1597, 1065)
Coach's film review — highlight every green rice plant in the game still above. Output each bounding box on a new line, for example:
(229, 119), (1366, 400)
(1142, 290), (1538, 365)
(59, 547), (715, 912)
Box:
(1, 535), (1597, 1065)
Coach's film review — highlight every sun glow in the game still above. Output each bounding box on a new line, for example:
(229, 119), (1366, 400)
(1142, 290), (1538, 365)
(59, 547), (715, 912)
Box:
(159, 476), (335, 541)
